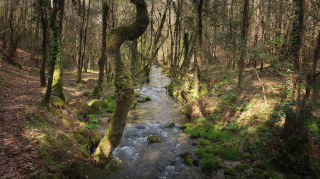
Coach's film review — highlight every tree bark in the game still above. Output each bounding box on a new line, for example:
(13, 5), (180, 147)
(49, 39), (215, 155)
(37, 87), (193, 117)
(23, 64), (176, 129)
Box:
(237, 0), (249, 88)
(94, 0), (149, 166)
(92, 2), (109, 97)
(39, 0), (48, 87)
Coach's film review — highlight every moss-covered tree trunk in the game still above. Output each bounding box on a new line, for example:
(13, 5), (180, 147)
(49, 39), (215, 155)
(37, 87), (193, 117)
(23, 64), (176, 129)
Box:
(52, 0), (66, 102)
(41, 0), (61, 106)
(94, 0), (149, 166)
(237, 0), (249, 89)
(92, 2), (109, 98)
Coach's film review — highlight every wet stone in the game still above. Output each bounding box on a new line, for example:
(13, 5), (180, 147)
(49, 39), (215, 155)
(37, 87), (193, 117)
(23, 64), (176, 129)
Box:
(168, 160), (176, 166)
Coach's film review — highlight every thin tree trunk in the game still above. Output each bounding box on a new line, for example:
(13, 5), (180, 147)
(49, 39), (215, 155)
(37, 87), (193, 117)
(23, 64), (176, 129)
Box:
(39, 0), (48, 87)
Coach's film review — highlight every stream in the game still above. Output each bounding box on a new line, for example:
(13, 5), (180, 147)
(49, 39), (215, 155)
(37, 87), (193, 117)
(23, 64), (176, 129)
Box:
(97, 66), (226, 179)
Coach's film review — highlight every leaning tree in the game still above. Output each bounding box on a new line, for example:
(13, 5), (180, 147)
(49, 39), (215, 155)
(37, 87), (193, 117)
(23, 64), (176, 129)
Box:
(94, 0), (149, 166)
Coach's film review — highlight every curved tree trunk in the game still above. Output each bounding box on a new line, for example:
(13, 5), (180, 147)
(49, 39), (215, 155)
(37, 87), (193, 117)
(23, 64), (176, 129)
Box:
(94, 0), (149, 166)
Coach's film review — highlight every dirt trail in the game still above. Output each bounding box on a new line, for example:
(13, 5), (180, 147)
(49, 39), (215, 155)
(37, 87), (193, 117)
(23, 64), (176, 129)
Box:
(0, 50), (44, 178)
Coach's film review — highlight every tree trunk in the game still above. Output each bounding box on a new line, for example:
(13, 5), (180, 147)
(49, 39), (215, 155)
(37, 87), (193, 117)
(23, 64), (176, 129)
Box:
(92, 2), (109, 97)
(52, 0), (66, 102)
(290, 0), (304, 101)
(94, 0), (149, 166)
(39, 0), (48, 87)
(41, 0), (61, 106)
(237, 0), (249, 88)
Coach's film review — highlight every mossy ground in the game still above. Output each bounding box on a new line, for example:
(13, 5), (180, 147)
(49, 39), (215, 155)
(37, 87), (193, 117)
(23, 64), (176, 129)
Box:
(168, 63), (320, 178)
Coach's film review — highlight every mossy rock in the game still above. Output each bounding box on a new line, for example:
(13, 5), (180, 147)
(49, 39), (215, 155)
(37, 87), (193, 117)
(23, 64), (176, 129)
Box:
(241, 161), (249, 165)
(286, 174), (301, 179)
(252, 161), (267, 170)
(252, 168), (264, 175)
(184, 155), (192, 165)
(249, 155), (259, 161)
(53, 98), (65, 109)
(224, 168), (236, 176)
(89, 100), (103, 114)
(147, 136), (161, 144)
(165, 122), (175, 128)
(74, 134), (87, 145)
(91, 86), (101, 98)
(92, 131), (101, 145)
(242, 153), (251, 159)
(233, 164), (250, 172)
(131, 100), (137, 108)
(134, 92), (140, 97)
(143, 96), (151, 101)
(247, 173), (264, 179)
(137, 99), (146, 102)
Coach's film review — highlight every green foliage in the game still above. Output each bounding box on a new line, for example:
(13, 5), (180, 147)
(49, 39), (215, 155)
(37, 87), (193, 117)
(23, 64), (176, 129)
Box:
(252, 161), (267, 170)
(106, 158), (122, 172)
(206, 146), (214, 153)
(233, 163), (250, 172)
(216, 147), (238, 160)
(224, 168), (236, 176)
(201, 157), (221, 171)
(200, 138), (211, 145)
(184, 155), (192, 165)
(195, 147), (207, 158)
(206, 128), (232, 142)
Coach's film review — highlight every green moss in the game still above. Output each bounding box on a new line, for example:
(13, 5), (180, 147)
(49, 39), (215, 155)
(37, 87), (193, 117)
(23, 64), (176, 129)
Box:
(195, 147), (207, 158)
(147, 136), (161, 144)
(137, 99), (146, 102)
(92, 86), (101, 98)
(53, 98), (65, 109)
(233, 164), (250, 172)
(106, 108), (114, 113)
(75, 134), (87, 145)
(143, 96), (151, 101)
(216, 147), (238, 160)
(242, 153), (251, 159)
(286, 174), (301, 179)
(89, 100), (103, 114)
(248, 173), (263, 179)
(184, 155), (192, 165)
(134, 92), (140, 97)
(180, 123), (191, 130)
(165, 122), (175, 128)
(200, 138), (211, 145)
(52, 66), (66, 102)
(206, 146), (214, 153)
(92, 131), (101, 145)
(249, 155), (259, 161)
(131, 100), (137, 107)
(224, 168), (236, 176)
(206, 129), (231, 141)
(252, 161), (267, 170)
(252, 168), (264, 174)
(201, 157), (221, 171)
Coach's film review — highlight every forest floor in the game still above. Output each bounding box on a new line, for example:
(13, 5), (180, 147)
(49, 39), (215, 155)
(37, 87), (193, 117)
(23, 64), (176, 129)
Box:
(1, 44), (320, 178)
(0, 47), (113, 178)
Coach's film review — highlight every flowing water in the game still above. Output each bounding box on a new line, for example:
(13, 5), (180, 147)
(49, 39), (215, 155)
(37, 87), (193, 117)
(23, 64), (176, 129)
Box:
(98, 66), (219, 179)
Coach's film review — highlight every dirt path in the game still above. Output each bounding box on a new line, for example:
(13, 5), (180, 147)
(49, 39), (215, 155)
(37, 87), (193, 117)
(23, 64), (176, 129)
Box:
(0, 62), (45, 179)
